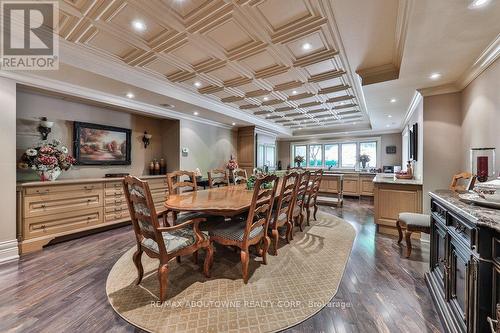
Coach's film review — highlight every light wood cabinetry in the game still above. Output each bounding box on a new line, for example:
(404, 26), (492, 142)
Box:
(373, 181), (422, 236)
(317, 174), (343, 207)
(343, 175), (359, 196)
(237, 126), (255, 176)
(359, 175), (375, 196)
(17, 176), (168, 254)
(318, 172), (375, 197)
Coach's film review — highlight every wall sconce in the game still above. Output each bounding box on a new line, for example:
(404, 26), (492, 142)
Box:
(38, 117), (54, 140)
(142, 131), (153, 148)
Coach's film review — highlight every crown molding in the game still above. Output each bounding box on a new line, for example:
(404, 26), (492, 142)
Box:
(394, 0), (413, 69)
(278, 128), (400, 141)
(417, 83), (461, 97)
(356, 63), (400, 86)
(458, 33), (500, 90)
(1, 70), (235, 130)
(401, 90), (422, 130)
(56, 39), (292, 136)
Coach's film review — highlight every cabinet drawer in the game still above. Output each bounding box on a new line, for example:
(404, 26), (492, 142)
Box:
(105, 211), (130, 223)
(431, 200), (447, 224)
(105, 196), (126, 206)
(24, 183), (103, 196)
(448, 212), (475, 249)
(24, 190), (103, 218)
(105, 181), (123, 189)
(147, 179), (168, 190)
(104, 203), (129, 214)
(104, 188), (125, 197)
(343, 180), (359, 194)
(24, 207), (103, 239)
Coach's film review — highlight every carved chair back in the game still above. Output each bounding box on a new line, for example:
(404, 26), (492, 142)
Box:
(167, 170), (198, 194)
(293, 171), (310, 215)
(123, 176), (167, 255)
(306, 169), (323, 206)
(208, 169), (230, 188)
(273, 171), (300, 227)
(232, 168), (248, 185)
(242, 174), (279, 246)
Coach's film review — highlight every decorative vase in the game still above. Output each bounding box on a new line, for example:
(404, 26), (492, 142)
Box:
(361, 161), (367, 169)
(37, 169), (62, 181)
(296, 162), (301, 168)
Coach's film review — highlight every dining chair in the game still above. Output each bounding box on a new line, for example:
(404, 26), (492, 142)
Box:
(122, 176), (213, 302)
(165, 170), (203, 227)
(208, 169), (230, 188)
(209, 174), (279, 283)
(291, 171), (311, 232)
(232, 168), (248, 185)
(269, 171), (300, 255)
(304, 169), (323, 226)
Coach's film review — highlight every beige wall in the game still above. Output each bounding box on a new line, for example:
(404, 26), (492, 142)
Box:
(402, 99), (424, 179)
(16, 91), (172, 181)
(0, 78), (18, 258)
(179, 119), (236, 175)
(277, 133), (402, 169)
(422, 92), (463, 213)
(461, 58), (500, 175)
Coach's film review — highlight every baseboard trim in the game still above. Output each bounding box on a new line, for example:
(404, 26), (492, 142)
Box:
(0, 239), (20, 264)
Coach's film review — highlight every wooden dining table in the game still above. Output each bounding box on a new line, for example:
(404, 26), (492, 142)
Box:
(164, 184), (256, 217)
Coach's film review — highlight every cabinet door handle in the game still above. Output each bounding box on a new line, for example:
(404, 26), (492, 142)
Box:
(41, 204), (46, 208)
(487, 316), (497, 333)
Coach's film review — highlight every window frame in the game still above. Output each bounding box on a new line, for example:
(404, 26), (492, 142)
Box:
(289, 137), (382, 170)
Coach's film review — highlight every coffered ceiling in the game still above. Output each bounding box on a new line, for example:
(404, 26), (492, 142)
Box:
(56, 0), (367, 132)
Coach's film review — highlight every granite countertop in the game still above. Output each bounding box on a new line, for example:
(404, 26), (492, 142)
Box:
(17, 174), (166, 187)
(372, 174), (423, 185)
(430, 190), (500, 231)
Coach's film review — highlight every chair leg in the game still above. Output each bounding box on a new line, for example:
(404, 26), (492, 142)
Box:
(133, 248), (144, 285)
(203, 244), (213, 278)
(262, 236), (270, 265)
(285, 221), (292, 244)
(313, 204), (318, 221)
(208, 240), (215, 269)
(240, 249), (250, 284)
(396, 220), (403, 244)
(289, 218), (295, 240)
(405, 231), (412, 258)
(298, 213), (304, 232)
(158, 263), (169, 303)
(271, 229), (279, 255)
(306, 207), (311, 226)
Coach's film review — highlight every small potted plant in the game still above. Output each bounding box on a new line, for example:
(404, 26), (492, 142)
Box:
(294, 155), (305, 168)
(359, 154), (371, 170)
(18, 139), (76, 181)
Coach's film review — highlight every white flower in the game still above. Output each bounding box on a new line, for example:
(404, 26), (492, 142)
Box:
(26, 148), (37, 156)
(61, 146), (68, 154)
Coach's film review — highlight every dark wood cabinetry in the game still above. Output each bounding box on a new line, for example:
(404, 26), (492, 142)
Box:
(427, 195), (498, 333)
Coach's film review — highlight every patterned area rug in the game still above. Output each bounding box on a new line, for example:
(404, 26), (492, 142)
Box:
(106, 211), (356, 333)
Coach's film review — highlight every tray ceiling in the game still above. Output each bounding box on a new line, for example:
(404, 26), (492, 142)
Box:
(57, 0), (367, 131)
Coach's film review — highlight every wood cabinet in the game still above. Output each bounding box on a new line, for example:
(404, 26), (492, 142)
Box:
(237, 126), (255, 176)
(318, 174), (343, 207)
(359, 175), (375, 196)
(17, 176), (168, 254)
(427, 195), (497, 333)
(373, 181), (422, 236)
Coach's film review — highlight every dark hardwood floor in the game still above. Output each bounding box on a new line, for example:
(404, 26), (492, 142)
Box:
(0, 197), (443, 333)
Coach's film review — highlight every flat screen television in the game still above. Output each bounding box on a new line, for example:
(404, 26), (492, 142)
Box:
(73, 121), (131, 165)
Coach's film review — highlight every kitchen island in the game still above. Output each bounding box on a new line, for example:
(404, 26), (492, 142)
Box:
(427, 190), (500, 333)
(373, 174), (423, 236)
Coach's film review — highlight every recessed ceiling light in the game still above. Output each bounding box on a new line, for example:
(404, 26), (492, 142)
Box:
(193, 81), (202, 88)
(390, 98), (397, 103)
(263, 96), (269, 101)
(468, 0), (491, 8)
(353, 122), (357, 125)
(131, 20), (146, 32)
(302, 42), (312, 50)
(292, 90), (297, 95)
(386, 124), (391, 127)
(339, 101), (346, 105)
(126, 92), (134, 99)
(429, 72), (441, 80)
(231, 122), (236, 126)
(388, 114), (393, 118)
(193, 111), (199, 116)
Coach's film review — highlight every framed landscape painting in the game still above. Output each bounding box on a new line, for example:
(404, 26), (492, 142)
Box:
(73, 122), (131, 165)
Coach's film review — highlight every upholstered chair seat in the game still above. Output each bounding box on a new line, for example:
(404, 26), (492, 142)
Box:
(142, 228), (209, 254)
(209, 222), (263, 241)
(396, 212), (431, 258)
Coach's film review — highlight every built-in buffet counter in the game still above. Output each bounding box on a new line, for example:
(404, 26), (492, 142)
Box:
(16, 175), (168, 254)
(427, 190), (500, 333)
(373, 175), (423, 236)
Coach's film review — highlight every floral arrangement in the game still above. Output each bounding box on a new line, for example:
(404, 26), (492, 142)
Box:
(359, 154), (371, 163)
(226, 156), (238, 170)
(246, 175), (273, 190)
(294, 155), (305, 166)
(18, 140), (76, 181)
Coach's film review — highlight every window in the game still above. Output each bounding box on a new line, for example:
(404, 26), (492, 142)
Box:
(257, 144), (265, 167)
(308, 144), (323, 167)
(324, 144), (339, 168)
(341, 143), (357, 168)
(265, 145), (276, 168)
(359, 141), (377, 168)
(293, 145), (307, 166)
